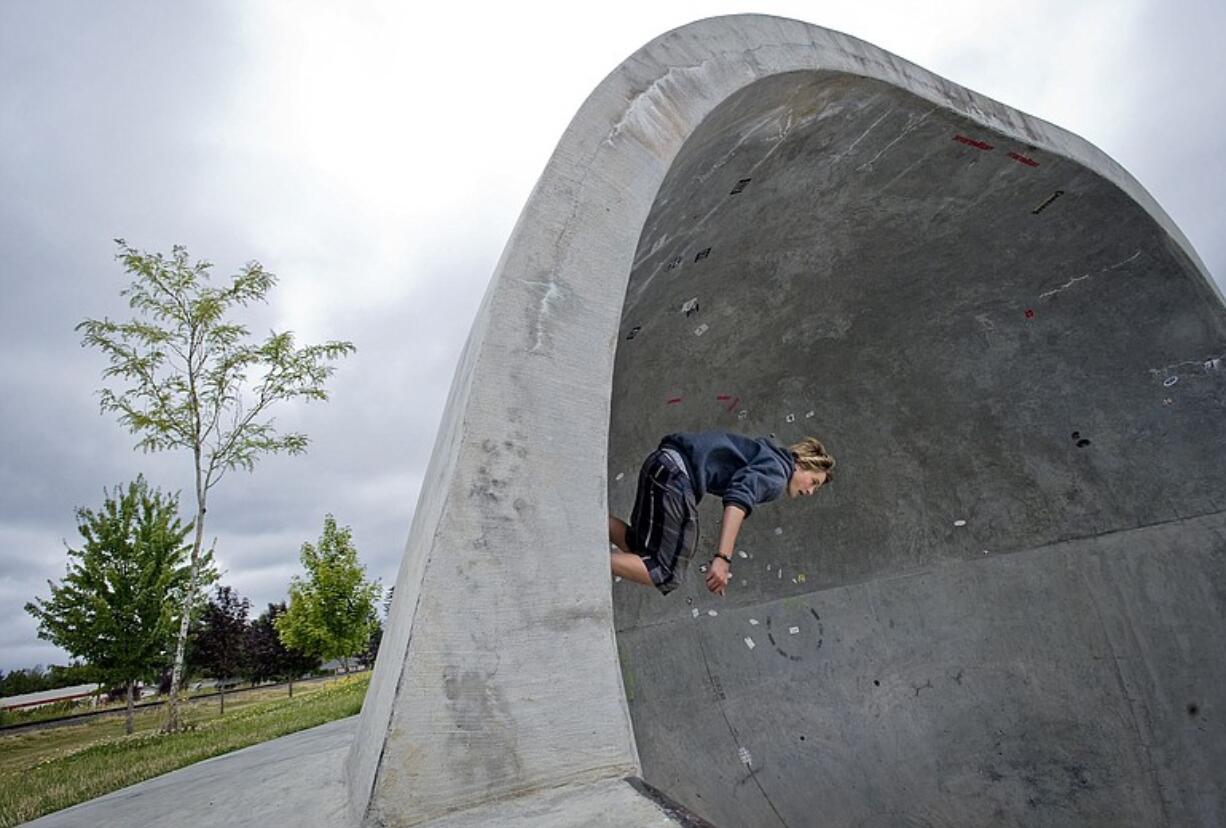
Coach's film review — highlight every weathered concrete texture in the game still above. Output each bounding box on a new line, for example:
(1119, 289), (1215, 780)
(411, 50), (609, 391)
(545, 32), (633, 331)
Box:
(608, 56), (1225, 828)
(413, 778), (683, 827)
(346, 12), (1222, 827)
(18, 719), (689, 828)
(23, 716), (355, 828)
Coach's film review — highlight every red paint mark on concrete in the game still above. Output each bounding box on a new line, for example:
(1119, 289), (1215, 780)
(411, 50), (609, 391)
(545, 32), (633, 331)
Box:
(716, 394), (733, 401)
(667, 397), (683, 405)
(1008, 151), (1039, 167)
(954, 135), (994, 150)
(725, 396), (741, 413)
(1024, 309), (1035, 319)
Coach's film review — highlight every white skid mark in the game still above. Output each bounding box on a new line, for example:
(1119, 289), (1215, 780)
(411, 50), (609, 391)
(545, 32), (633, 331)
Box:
(833, 107), (893, 164)
(744, 637), (756, 650)
(632, 233), (672, 270)
(856, 106), (937, 171)
(1039, 273), (1091, 300)
(523, 280), (564, 352)
(738, 747), (753, 766)
(1039, 250), (1141, 300)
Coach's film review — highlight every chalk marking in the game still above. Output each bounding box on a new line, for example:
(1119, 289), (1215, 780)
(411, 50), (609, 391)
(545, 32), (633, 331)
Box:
(1150, 351), (1225, 386)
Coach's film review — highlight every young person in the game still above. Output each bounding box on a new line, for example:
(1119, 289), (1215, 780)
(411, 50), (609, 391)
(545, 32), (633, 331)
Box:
(609, 431), (835, 595)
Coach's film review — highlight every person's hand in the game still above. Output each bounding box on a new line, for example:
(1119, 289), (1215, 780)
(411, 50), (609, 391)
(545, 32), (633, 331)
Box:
(706, 556), (731, 595)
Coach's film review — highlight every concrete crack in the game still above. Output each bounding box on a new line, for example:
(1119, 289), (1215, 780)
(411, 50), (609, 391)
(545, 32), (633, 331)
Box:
(696, 634), (790, 827)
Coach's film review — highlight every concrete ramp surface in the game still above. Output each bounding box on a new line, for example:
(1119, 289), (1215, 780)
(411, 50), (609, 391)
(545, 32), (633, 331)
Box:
(607, 70), (1226, 826)
(349, 15), (1225, 827)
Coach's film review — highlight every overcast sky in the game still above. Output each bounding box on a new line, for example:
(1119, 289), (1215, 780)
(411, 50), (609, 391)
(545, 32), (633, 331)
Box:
(1, 1), (1222, 673)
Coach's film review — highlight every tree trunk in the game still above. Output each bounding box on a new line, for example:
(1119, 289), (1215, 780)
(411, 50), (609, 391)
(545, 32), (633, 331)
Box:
(125, 680), (135, 735)
(219, 682), (225, 716)
(288, 678), (293, 699)
(165, 465), (208, 732)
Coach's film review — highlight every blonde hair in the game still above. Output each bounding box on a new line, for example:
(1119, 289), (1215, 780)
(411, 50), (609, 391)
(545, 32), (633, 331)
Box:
(790, 437), (836, 481)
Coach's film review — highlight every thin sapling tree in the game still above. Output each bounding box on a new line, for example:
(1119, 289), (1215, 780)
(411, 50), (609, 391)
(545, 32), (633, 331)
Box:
(77, 240), (354, 730)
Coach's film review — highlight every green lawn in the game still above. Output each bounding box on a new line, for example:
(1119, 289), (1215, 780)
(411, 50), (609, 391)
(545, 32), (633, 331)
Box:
(0, 673), (368, 827)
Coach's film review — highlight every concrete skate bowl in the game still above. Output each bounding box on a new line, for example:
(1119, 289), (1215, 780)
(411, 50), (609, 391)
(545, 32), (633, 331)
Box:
(603, 53), (1226, 828)
(348, 15), (1225, 827)
(608, 61), (1226, 824)
(607, 67), (1226, 826)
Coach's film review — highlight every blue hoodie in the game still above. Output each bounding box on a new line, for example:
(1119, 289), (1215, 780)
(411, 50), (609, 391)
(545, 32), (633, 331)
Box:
(659, 431), (795, 518)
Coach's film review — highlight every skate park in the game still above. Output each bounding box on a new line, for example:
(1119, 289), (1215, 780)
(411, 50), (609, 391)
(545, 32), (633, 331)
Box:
(25, 13), (1225, 828)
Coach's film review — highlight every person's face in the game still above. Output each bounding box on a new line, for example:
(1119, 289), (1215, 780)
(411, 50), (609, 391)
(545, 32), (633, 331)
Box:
(788, 468), (828, 499)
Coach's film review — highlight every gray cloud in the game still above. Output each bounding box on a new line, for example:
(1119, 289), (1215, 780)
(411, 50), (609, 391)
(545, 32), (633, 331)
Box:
(2, 2), (1223, 671)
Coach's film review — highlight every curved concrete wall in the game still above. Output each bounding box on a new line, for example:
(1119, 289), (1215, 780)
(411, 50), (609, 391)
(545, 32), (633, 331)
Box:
(347, 14), (1223, 826)
(609, 68), (1226, 826)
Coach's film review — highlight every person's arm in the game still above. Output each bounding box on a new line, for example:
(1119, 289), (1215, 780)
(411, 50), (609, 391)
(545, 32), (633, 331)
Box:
(706, 504), (745, 595)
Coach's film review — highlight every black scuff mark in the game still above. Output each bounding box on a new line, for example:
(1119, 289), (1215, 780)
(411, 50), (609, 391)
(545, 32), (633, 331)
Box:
(695, 634), (790, 827)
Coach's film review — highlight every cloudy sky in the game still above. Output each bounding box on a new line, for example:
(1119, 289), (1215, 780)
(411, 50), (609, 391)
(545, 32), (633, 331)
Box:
(2, 1), (1222, 673)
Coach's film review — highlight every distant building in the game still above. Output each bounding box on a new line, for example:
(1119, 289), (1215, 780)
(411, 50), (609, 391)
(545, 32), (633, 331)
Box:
(0, 683), (101, 710)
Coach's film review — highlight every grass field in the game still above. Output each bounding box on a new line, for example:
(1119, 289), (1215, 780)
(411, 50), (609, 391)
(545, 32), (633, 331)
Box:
(0, 672), (368, 827)
(0, 682), (263, 729)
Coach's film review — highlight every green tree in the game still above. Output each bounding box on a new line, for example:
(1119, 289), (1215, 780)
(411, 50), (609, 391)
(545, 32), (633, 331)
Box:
(276, 516), (380, 673)
(0, 663), (101, 698)
(77, 240), (354, 731)
(24, 477), (209, 733)
(245, 602), (320, 697)
(188, 585), (250, 715)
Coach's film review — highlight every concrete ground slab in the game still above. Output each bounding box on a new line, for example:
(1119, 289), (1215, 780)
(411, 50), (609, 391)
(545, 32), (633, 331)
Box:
(20, 716), (697, 828)
(23, 717), (354, 828)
